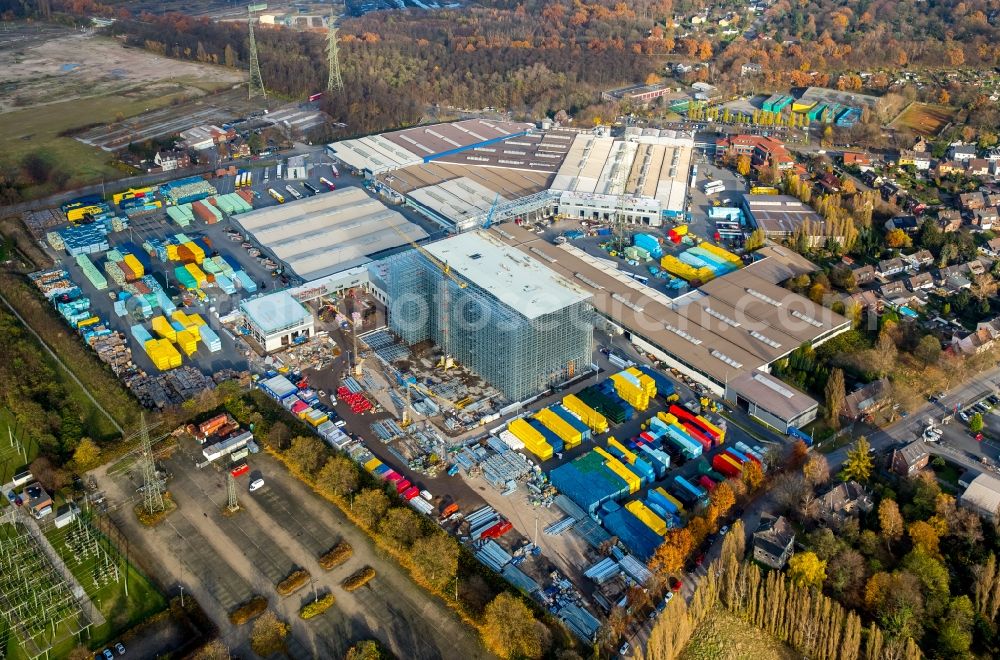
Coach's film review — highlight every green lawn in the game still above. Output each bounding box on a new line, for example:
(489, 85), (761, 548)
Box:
(1, 83), (210, 190)
(0, 408), (36, 484)
(680, 607), (799, 660)
(41, 516), (167, 655)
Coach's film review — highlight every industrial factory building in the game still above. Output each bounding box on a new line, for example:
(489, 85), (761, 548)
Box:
(382, 231), (593, 402)
(240, 290), (315, 352)
(550, 128), (694, 225)
(486, 224), (850, 412)
(232, 187), (428, 281)
(327, 118), (536, 176)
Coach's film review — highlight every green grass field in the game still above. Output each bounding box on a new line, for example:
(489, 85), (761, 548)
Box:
(1, 83), (216, 192)
(680, 607), (798, 660)
(0, 409), (36, 485)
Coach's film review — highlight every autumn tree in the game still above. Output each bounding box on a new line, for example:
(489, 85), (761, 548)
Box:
(736, 154), (752, 176)
(315, 455), (359, 498)
(824, 368), (845, 428)
(650, 528), (694, 575)
(744, 228), (766, 251)
(973, 553), (1000, 621)
(803, 454), (830, 487)
(915, 335), (942, 366)
(352, 488), (390, 530)
(345, 641), (385, 660)
(481, 593), (543, 659)
(885, 228), (912, 249)
(378, 507), (423, 548)
(788, 551), (827, 588)
(192, 640), (230, 660)
(285, 435), (326, 477)
(878, 498), (904, 552)
(871, 329), (897, 378)
(840, 437), (874, 482)
(411, 533), (459, 591)
(741, 460), (764, 492)
(71, 437), (101, 471)
(907, 520), (942, 559)
(250, 611), (289, 657)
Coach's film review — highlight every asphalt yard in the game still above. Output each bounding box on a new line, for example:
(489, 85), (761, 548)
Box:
(98, 438), (491, 659)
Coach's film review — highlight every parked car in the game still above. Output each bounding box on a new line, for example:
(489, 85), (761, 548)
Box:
(619, 642), (631, 656)
(959, 411), (970, 422)
(719, 525), (730, 536)
(102, 650), (114, 660)
(114, 642), (126, 655)
(249, 477), (265, 492)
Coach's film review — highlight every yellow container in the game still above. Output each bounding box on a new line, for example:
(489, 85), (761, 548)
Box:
(658, 411), (678, 426)
(184, 263), (207, 287)
(309, 413), (329, 427)
(655, 487), (685, 513)
(76, 316), (100, 328)
(123, 254), (145, 279)
(171, 310), (191, 326)
(534, 408), (582, 449)
(186, 313), (207, 326)
(610, 373), (649, 411)
(594, 447), (640, 493)
(364, 458), (382, 472)
(660, 255), (715, 283)
(673, 224), (688, 237)
(626, 501), (666, 536)
(509, 418), (553, 461)
(699, 242), (742, 266)
(696, 414), (725, 442)
(607, 437), (638, 465)
(151, 316), (176, 342)
(166, 244), (180, 261)
(176, 329), (198, 356)
(183, 241), (205, 264)
(562, 394), (608, 434)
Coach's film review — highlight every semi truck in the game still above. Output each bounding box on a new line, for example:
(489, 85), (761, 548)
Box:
(285, 184), (303, 200)
(320, 177), (336, 190)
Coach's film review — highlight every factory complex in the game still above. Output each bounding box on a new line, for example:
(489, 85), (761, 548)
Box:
(328, 120), (695, 233)
(232, 186), (428, 281)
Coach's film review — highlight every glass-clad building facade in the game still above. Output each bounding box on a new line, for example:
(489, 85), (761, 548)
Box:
(382, 243), (593, 402)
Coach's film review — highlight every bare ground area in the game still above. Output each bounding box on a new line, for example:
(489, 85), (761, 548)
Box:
(0, 27), (244, 114)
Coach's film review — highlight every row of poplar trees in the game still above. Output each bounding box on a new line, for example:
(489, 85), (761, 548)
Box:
(646, 520), (920, 660)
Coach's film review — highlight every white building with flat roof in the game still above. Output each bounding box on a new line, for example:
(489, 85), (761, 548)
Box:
(240, 291), (314, 352)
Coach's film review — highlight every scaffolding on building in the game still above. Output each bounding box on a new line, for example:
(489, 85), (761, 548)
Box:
(382, 247), (593, 402)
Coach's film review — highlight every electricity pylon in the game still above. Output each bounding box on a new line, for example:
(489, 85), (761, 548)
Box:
(137, 414), (165, 515)
(248, 4), (267, 100)
(326, 14), (344, 93)
(226, 473), (240, 512)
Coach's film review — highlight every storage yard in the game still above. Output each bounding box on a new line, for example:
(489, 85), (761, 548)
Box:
(20, 117), (834, 646)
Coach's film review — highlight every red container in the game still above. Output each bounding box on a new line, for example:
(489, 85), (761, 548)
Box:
(712, 453), (742, 478)
(402, 486), (420, 500)
(192, 201), (216, 224)
(480, 520), (513, 539)
(698, 475), (717, 492)
(385, 471), (403, 483)
(230, 461), (250, 477)
(396, 479), (411, 493)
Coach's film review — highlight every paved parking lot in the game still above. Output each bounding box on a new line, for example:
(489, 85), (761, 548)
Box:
(96, 438), (489, 660)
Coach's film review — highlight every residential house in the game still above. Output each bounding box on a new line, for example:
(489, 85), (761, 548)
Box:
(153, 149), (191, 172)
(881, 181), (905, 204)
(972, 207), (998, 230)
(24, 483), (53, 519)
(968, 159), (991, 177)
(841, 378), (891, 422)
(953, 327), (997, 355)
(879, 280), (907, 299)
(903, 249), (934, 270)
(982, 237), (1000, 258)
(969, 258), (990, 277)
(851, 264), (876, 286)
(898, 149), (931, 170)
(913, 136), (928, 153)
(861, 170), (882, 188)
(987, 147), (1000, 163)
(891, 440), (930, 476)
(741, 62), (763, 76)
(977, 316), (1000, 341)
(936, 160), (964, 176)
(986, 193), (1000, 206)
(885, 215), (918, 234)
(877, 257), (905, 278)
(844, 290), (882, 315)
(938, 209), (963, 232)
(843, 152), (873, 172)
(817, 481), (874, 526)
(907, 272), (935, 290)
(950, 143), (978, 162)
(752, 514), (795, 569)
(817, 172), (841, 193)
(944, 273), (973, 292)
(179, 124), (236, 151)
(960, 192), (986, 211)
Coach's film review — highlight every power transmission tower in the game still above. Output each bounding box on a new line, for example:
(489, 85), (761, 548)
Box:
(137, 414), (165, 515)
(247, 4), (267, 100)
(326, 14), (344, 93)
(226, 473), (240, 513)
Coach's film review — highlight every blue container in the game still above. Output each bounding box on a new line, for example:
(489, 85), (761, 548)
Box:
(550, 405), (591, 441)
(527, 418), (564, 454)
(647, 489), (679, 516)
(596, 228), (612, 236)
(674, 475), (708, 502)
(638, 365), (675, 400)
(599, 502), (662, 560)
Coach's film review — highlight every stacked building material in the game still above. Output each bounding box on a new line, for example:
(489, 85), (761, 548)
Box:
(151, 316), (177, 342)
(610, 370), (650, 411)
(166, 205), (194, 227)
(75, 254), (108, 290)
(192, 200), (222, 224)
(508, 418), (553, 461)
(61, 224), (110, 256)
(232, 270), (257, 292)
(599, 502), (661, 561)
(633, 233), (663, 259)
(562, 393), (609, 433)
(175, 329), (198, 356)
(534, 407), (582, 449)
(198, 324), (222, 352)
